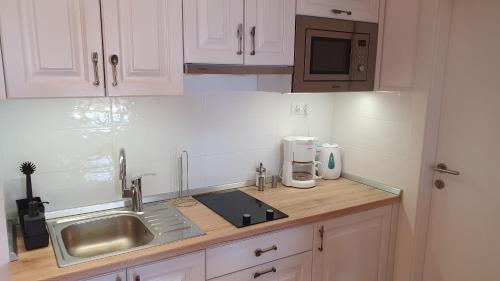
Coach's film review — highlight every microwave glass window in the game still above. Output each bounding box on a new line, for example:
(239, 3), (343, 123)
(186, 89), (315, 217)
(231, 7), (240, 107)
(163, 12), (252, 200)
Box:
(310, 37), (352, 75)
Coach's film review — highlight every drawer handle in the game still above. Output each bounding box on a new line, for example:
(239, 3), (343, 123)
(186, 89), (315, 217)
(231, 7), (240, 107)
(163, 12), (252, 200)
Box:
(255, 245), (277, 257)
(332, 9), (352, 15)
(254, 267), (277, 278)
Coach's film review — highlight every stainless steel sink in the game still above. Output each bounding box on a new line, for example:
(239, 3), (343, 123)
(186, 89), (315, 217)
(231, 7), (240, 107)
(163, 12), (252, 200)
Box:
(61, 215), (154, 258)
(47, 201), (204, 267)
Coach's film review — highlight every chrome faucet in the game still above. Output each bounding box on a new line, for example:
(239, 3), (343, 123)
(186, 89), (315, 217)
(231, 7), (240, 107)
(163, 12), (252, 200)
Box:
(119, 149), (130, 198)
(118, 148), (155, 212)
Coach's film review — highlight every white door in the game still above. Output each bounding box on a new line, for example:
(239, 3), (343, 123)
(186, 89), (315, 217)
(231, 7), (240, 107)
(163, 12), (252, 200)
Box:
(211, 252), (312, 281)
(101, 0), (184, 96)
(296, 0), (380, 23)
(313, 206), (392, 281)
(183, 0), (244, 64)
(84, 271), (126, 281)
(0, 46), (5, 99)
(423, 1), (500, 280)
(244, 0), (296, 66)
(0, 0), (105, 98)
(127, 251), (205, 281)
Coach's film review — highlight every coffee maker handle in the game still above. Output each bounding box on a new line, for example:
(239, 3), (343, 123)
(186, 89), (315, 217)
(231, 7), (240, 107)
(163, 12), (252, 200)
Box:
(314, 161), (323, 180)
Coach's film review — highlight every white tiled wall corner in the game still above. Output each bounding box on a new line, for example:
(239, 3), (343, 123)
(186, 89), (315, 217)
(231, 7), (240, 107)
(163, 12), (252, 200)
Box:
(331, 91), (412, 188)
(0, 87), (335, 215)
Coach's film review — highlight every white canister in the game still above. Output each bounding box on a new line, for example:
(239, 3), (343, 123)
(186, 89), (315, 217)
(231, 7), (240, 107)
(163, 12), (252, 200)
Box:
(319, 143), (342, 180)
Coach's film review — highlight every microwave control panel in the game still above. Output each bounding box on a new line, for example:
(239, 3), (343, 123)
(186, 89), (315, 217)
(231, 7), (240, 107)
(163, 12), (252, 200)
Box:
(351, 34), (370, 81)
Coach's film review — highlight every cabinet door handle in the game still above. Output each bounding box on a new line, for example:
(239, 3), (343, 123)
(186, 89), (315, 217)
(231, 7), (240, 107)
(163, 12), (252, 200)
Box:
(332, 9), (352, 15)
(91, 52), (100, 86)
(254, 267), (277, 278)
(255, 245), (277, 257)
(318, 225), (324, 252)
(250, 26), (256, 55)
(237, 23), (243, 55)
(110, 54), (119, 87)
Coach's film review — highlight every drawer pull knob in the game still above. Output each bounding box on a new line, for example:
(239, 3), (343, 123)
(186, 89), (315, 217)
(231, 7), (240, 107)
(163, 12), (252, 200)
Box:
(255, 245), (277, 257)
(254, 267), (277, 278)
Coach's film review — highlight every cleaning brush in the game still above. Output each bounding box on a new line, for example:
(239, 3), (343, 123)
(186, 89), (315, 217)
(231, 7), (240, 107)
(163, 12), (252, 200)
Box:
(20, 161), (36, 201)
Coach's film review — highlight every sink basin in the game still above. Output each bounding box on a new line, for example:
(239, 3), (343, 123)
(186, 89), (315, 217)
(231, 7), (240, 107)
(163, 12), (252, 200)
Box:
(61, 215), (154, 258)
(47, 202), (205, 267)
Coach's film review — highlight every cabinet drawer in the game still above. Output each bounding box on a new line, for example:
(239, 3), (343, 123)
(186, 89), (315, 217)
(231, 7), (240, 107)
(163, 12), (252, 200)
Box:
(206, 225), (313, 279)
(82, 270), (125, 281)
(210, 251), (312, 281)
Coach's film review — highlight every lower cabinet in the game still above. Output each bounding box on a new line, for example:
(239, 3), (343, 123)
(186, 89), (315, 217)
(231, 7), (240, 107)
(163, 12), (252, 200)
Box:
(127, 251), (205, 281)
(312, 206), (393, 281)
(83, 270), (126, 281)
(80, 205), (396, 281)
(211, 251), (312, 281)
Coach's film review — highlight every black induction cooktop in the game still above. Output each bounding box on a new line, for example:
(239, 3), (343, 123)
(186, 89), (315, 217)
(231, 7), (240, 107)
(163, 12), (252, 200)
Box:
(194, 189), (288, 228)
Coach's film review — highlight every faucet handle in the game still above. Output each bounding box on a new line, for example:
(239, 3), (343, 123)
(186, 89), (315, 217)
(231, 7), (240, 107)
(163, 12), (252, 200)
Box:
(131, 173), (156, 183)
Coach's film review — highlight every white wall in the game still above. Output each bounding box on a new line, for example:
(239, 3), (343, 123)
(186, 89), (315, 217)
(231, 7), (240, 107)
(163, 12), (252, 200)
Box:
(0, 76), (335, 215)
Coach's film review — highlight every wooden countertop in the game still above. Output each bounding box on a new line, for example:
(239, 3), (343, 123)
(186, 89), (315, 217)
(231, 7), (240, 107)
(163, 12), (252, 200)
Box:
(9, 178), (401, 281)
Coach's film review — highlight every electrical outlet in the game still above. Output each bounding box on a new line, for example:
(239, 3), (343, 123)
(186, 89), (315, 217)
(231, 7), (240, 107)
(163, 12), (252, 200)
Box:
(291, 102), (310, 116)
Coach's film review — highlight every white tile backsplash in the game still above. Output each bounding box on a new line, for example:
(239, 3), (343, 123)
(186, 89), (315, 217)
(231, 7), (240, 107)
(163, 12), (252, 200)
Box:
(0, 83), (412, 216)
(331, 91), (412, 188)
(0, 89), (336, 215)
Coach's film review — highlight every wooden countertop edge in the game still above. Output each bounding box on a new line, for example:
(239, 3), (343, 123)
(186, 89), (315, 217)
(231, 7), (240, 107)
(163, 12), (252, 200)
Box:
(34, 195), (401, 281)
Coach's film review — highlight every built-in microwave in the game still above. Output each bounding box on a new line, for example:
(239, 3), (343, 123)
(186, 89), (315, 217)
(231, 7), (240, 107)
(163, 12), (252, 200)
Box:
(293, 15), (378, 92)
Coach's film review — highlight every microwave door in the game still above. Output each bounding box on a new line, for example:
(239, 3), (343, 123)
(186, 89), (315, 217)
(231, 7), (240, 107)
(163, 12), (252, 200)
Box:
(303, 30), (369, 82)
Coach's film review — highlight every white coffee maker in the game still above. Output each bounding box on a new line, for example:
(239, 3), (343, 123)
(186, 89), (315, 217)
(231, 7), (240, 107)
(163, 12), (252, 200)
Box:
(282, 136), (322, 188)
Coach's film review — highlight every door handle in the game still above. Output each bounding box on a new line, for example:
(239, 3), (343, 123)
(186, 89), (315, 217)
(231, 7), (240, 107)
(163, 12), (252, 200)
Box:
(318, 225), (324, 252)
(432, 163), (460, 175)
(110, 54), (119, 87)
(237, 23), (243, 55)
(250, 26), (256, 56)
(91, 52), (100, 86)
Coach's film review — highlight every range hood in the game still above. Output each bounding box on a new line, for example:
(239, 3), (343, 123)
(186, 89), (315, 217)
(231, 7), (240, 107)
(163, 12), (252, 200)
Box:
(184, 64), (293, 75)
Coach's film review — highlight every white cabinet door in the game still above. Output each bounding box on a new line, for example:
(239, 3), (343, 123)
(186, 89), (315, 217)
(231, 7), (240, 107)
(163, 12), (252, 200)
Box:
(183, 0), (244, 64)
(0, 45), (6, 100)
(83, 270), (126, 281)
(244, 0), (296, 66)
(127, 251), (205, 281)
(376, 0), (420, 91)
(313, 206), (392, 281)
(297, 0), (380, 23)
(101, 0), (184, 96)
(211, 251), (312, 281)
(0, 0), (105, 98)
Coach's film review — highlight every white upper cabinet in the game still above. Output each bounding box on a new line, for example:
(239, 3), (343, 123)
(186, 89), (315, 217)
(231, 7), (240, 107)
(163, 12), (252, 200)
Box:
(101, 0), (184, 96)
(312, 206), (392, 281)
(244, 0), (296, 66)
(183, 0), (295, 66)
(376, 0), (420, 91)
(0, 46), (6, 100)
(183, 0), (245, 64)
(0, 0), (105, 98)
(127, 251), (205, 281)
(297, 0), (381, 23)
